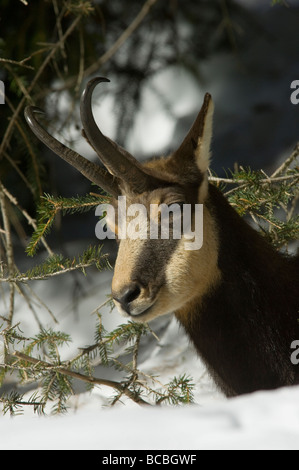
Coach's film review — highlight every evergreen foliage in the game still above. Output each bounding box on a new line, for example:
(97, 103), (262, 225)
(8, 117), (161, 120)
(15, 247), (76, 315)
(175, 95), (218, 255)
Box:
(0, 316), (196, 414)
(213, 154), (299, 249)
(25, 193), (109, 256)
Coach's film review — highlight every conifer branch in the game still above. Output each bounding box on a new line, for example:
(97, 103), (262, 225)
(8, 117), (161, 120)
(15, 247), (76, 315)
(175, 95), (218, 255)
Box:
(12, 351), (150, 406)
(0, 246), (110, 283)
(0, 391), (45, 416)
(26, 193), (108, 256)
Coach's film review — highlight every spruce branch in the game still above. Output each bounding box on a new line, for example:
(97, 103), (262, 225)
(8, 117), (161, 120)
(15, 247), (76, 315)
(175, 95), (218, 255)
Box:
(1, 316), (196, 414)
(0, 183), (54, 256)
(0, 246), (110, 283)
(0, 391), (45, 416)
(26, 193), (109, 256)
(12, 351), (150, 407)
(209, 147), (299, 249)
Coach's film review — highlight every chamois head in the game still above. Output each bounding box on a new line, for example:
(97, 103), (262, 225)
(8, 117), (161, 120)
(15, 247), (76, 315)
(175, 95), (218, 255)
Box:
(25, 77), (220, 323)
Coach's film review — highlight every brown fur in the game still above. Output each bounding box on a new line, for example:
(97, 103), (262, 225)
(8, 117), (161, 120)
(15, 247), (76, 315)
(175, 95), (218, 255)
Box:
(26, 82), (299, 397)
(110, 95), (299, 396)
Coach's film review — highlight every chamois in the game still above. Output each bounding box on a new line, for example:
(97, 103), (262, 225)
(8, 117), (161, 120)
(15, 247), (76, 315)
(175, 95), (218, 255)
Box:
(25, 77), (299, 397)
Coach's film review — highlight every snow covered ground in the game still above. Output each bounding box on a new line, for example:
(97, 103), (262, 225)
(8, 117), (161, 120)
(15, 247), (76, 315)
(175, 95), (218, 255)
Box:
(2, 386), (299, 450)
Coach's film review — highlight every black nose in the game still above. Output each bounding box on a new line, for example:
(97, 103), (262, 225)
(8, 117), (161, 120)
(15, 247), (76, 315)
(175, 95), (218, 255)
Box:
(114, 283), (141, 314)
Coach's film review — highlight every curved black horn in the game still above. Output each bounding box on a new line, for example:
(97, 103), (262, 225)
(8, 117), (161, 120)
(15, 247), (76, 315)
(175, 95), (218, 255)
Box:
(80, 77), (163, 194)
(24, 106), (119, 197)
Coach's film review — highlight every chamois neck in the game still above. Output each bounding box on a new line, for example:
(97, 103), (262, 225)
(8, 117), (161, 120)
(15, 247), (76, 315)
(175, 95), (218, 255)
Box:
(207, 183), (299, 292)
(175, 184), (299, 396)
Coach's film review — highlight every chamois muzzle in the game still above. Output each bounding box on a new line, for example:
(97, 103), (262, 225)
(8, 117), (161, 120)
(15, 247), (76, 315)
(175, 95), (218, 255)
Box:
(112, 282), (142, 315)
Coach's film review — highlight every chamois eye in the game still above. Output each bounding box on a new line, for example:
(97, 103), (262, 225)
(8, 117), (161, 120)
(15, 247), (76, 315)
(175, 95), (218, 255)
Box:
(167, 201), (185, 208)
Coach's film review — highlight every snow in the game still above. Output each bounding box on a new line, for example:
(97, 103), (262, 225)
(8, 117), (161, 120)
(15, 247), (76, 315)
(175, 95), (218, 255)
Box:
(1, 384), (299, 450)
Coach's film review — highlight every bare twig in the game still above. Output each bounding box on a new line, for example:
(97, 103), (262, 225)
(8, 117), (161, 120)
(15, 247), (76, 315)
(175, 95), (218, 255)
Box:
(271, 143), (299, 178)
(0, 58), (34, 70)
(19, 282), (58, 324)
(0, 256), (109, 283)
(85, 0), (159, 76)
(0, 12), (83, 160)
(51, 0), (160, 94)
(52, 0), (68, 74)
(287, 192), (299, 222)
(209, 142), (299, 190)
(0, 184), (15, 325)
(208, 174), (298, 185)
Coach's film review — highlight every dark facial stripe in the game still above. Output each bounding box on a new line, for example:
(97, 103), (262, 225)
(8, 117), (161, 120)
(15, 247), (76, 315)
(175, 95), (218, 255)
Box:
(130, 237), (180, 293)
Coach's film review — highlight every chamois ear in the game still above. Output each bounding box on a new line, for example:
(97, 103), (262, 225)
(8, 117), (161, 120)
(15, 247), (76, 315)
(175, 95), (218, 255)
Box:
(193, 93), (214, 174)
(171, 93), (214, 195)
